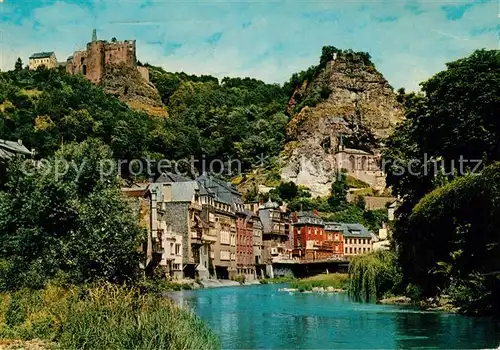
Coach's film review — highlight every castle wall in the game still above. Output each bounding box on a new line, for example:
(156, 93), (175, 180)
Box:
(104, 41), (136, 67)
(66, 39), (137, 83)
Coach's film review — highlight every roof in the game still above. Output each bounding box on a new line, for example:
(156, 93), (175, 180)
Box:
(0, 139), (32, 160)
(196, 173), (241, 205)
(324, 222), (346, 232)
(262, 199), (279, 209)
(343, 223), (372, 238)
(29, 52), (55, 59)
(155, 172), (192, 183)
(296, 211), (320, 218)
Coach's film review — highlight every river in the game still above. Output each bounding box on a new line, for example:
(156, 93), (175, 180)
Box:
(169, 284), (500, 349)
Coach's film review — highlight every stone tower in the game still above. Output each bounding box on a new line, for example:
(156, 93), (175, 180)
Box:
(92, 28), (97, 42)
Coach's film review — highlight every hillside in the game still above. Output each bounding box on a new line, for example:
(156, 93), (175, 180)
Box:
(281, 46), (404, 196)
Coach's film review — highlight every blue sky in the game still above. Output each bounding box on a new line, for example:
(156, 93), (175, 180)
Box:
(0, 0), (498, 91)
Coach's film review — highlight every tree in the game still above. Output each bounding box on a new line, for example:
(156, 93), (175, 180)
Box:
(328, 170), (349, 210)
(406, 162), (500, 315)
(14, 57), (23, 71)
(0, 140), (144, 290)
(382, 49), (500, 312)
(276, 181), (298, 201)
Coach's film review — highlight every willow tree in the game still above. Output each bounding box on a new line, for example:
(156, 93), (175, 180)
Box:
(348, 250), (402, 302)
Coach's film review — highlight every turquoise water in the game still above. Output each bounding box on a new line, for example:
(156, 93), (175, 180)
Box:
(169, 284), (500, 349)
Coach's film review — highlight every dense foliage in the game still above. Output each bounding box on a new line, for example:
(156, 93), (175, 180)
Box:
(382, 49), (500, 314)
(407, 163), (500, 314)
(0, 140), (144, 290)
(148, 66), (289, 172)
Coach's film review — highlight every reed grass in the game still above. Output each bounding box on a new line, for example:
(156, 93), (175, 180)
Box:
(0, 283), (219, 349)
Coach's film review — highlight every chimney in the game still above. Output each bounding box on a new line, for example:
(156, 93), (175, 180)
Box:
(17, 139), (22, 146)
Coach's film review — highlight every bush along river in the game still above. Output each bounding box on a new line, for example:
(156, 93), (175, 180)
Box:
(169, 284), (500, 349)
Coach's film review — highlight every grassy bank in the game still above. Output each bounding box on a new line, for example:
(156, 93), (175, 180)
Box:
(0, 284), (219, 349)
(259, 276), (296, 284)
(290, 274), (349, 292)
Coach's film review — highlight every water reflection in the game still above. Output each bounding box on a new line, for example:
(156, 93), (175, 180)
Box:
(169, 284), (500, 349)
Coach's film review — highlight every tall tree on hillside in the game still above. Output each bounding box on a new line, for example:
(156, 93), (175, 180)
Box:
(328, 170), (349, 210)
(14, 58), (23, 71)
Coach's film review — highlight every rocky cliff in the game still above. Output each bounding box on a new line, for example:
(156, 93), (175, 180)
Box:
(281, 47), (404, 196)
(100, 64), (168, 118)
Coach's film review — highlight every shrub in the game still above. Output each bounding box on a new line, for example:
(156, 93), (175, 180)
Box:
(290, 274), (349, 291)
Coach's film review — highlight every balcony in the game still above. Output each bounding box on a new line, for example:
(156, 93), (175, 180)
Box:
(189, 202), (202, 211)
(204, 233), (218, 243)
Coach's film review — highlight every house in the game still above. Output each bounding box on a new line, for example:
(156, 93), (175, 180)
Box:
(387, 200), (399, 221)
(29, 52), (57, 70)
(0, 139), (32, 160)
(197, 174), (238, 280)
(152, 176), (208, 279)
(252, 214), (264, 277)
(373, 223), (390, 251)
(259, 199), (292, 263)
(292, 211), (327, 260)
(0, 139), (33, 182)
(343, 223), (373, 257)
(121, 184), (183, 279)
(324, 222), (345, 257)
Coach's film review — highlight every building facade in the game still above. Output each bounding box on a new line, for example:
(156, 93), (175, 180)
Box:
(259, 200), (292, 263)
(29, 52), (57, 70)
(324, 222), (345, 258)
(292, 211), (334, 260)
(335, 142), (385, 192)
(197, 174), (241, 280)
(343, 224), (373, 257)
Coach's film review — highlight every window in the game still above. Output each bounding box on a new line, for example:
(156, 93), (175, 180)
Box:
(173, 264), (181, 270)
(170, 243), (174, 255)
(345, 247), (347, 253)
(349, 247), (352, 254)
(175, 244), (181, 255)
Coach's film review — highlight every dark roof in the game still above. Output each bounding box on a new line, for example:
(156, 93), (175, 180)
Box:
(343, 223), (372, 238)
(0, 139), (32, 160)
(196, 173), (242, 206)
(155, 172), (192, 183)
(29, 52), (55, 59)
(296, 211), (320, 218)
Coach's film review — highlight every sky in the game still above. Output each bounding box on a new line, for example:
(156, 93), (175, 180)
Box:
(0, 0), (498, 91)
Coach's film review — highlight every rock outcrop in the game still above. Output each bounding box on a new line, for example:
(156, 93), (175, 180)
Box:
(281, 49), (404, 196)
(100, 64), (168, 118)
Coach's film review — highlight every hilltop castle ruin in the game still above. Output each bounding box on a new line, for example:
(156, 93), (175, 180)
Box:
(66, 29), (149, 83)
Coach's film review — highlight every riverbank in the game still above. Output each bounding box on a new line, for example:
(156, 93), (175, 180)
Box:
(0, 283), (219, 349)
(378, 294), (460, 313)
